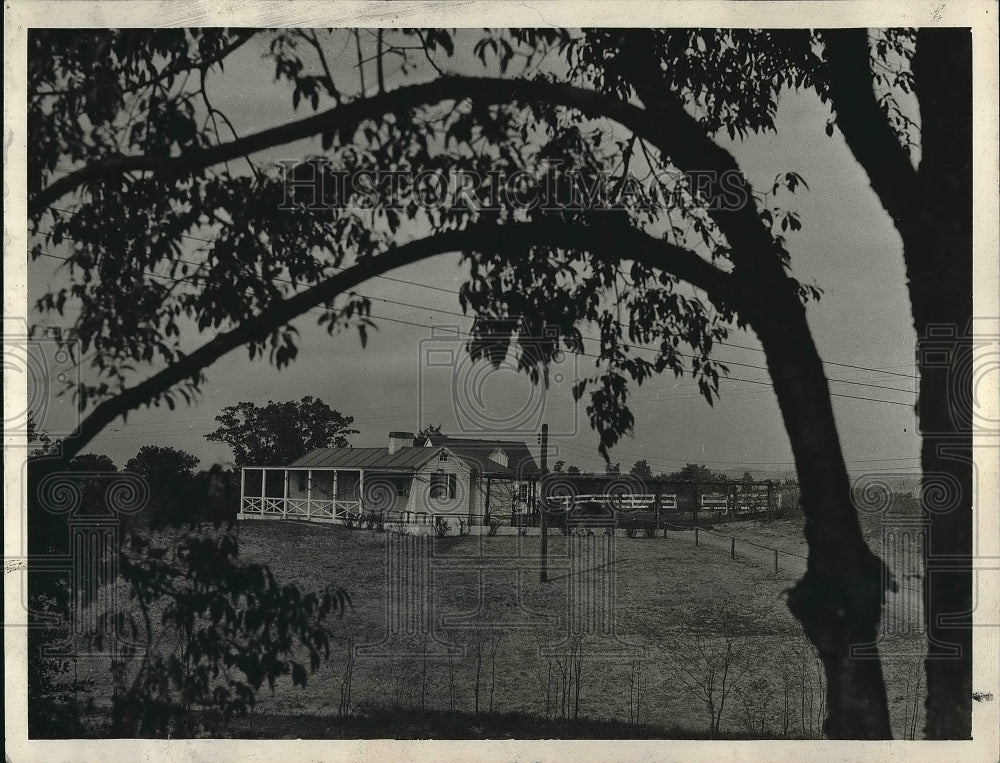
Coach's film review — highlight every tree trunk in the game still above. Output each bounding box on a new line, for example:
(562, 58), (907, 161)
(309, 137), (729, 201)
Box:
(909, 28), (974, 740)
(624, 36), (897, 729)
(824, 28), (974, 737)
(750, 285), (894, 739)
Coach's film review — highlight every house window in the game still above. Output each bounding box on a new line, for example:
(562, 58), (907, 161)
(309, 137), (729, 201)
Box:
(396, 476), (411, 497)
(431, 471), (457, 499)
(439, 450), (448, 461)
(519, 483), (529, 501)
(298, 472), (308, 492)
(489, 448), (508, 468)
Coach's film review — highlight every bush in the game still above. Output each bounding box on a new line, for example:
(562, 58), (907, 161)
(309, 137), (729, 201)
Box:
(344, 511), (364, 529)
(434, 517), (452, 538)
(487, 518), (502, 537)
(109, 531), (350, 737)
(363, 511), (385, 532)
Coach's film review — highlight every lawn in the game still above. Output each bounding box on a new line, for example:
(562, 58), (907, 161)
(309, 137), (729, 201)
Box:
(62, 518), (926, 739)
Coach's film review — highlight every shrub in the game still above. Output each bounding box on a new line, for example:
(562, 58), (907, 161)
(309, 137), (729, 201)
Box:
(487, 518), (502, 537)
(644, 526), (657, 538)
(434, 517), (452, 538)
(363, 511), (385, 532)
(343, 511), (362, 529)
(109, 531), (350, 737)
(458, 518), (470, 536)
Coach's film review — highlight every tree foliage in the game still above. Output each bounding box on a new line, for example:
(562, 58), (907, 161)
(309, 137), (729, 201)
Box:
(124, 445), (201, 527)
(26, 25), (975, 738)
(109, 530), (349, 736)
(205, 396), (357, 466)
(629, 459), (652, 480)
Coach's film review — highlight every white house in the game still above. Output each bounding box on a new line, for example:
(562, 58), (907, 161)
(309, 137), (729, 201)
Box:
(238, 431), (540, 527)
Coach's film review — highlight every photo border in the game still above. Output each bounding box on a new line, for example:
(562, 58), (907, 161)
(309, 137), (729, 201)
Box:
(5, 2), (998, 761)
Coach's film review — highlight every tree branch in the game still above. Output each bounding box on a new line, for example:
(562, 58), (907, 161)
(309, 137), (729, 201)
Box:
(822, 29), (922, 239)
(52, 218), (732, 465)
(119, 30), (259, 98)
(31, 76), (731, 218)
(619, 32), (894, 738)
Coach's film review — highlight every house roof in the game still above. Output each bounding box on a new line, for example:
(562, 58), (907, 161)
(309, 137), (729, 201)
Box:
(287, 436), (539, 478)
(423, 435), (540, 477)
(288, 447), (438, 470)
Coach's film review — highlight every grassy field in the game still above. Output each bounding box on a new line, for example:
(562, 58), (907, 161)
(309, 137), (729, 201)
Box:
(65, 518), (926, 739)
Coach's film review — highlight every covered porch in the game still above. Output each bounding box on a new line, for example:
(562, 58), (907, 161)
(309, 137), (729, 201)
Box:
(239, 466), (367, 522)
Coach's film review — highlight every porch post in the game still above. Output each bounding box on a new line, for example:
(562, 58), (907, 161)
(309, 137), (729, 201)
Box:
(283, 469), (289, 518)
(239, 467), (246, 518)
(307, 469), (313, 518)
(333, 470), (339, 519)
(359, 469), (365, 512)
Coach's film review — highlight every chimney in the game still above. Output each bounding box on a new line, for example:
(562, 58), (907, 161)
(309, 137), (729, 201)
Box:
(388, 431), (415, 454)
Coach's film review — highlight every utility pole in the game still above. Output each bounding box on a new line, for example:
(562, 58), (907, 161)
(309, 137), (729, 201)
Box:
(539, 424), (549, 583)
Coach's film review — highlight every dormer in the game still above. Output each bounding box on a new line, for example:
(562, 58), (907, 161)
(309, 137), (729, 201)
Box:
(489, 447), (508, 468)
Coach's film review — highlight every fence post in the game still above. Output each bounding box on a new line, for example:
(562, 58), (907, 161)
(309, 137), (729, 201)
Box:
(539, 424), (548, 584)
(693, 481), (700, 526)
(774, 548), (779, 573)
(731, 537), (735, 559)
(695, 526), (699, 546)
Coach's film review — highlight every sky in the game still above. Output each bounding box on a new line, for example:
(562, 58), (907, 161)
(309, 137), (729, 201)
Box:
(26, 30), (923, 479)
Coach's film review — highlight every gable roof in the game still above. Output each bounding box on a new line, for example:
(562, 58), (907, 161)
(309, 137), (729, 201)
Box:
(422, 435), (540, 477)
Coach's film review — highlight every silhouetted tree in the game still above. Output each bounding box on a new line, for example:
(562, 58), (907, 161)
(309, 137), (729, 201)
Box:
(668, 463), (722, 485)
(125, 446), (199, 527)
(415, 424), (443, 443)
(630, 459), (653, 480)
(27, 26), (975, 737)
(205, 396), (357, 467)
(27, 410), (55, 458)
(191, 464), (239, 524)
(822, 29), (973, 736)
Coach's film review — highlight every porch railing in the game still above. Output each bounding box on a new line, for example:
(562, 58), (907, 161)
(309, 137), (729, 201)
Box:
(240, 496), (363, 521)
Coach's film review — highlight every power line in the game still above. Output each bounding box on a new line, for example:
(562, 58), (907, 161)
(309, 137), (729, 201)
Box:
(37, 205), (917, 381)
(553, 439), (919, 467)
(32, 254), (915, 409)
(32, 238), (917, 406)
